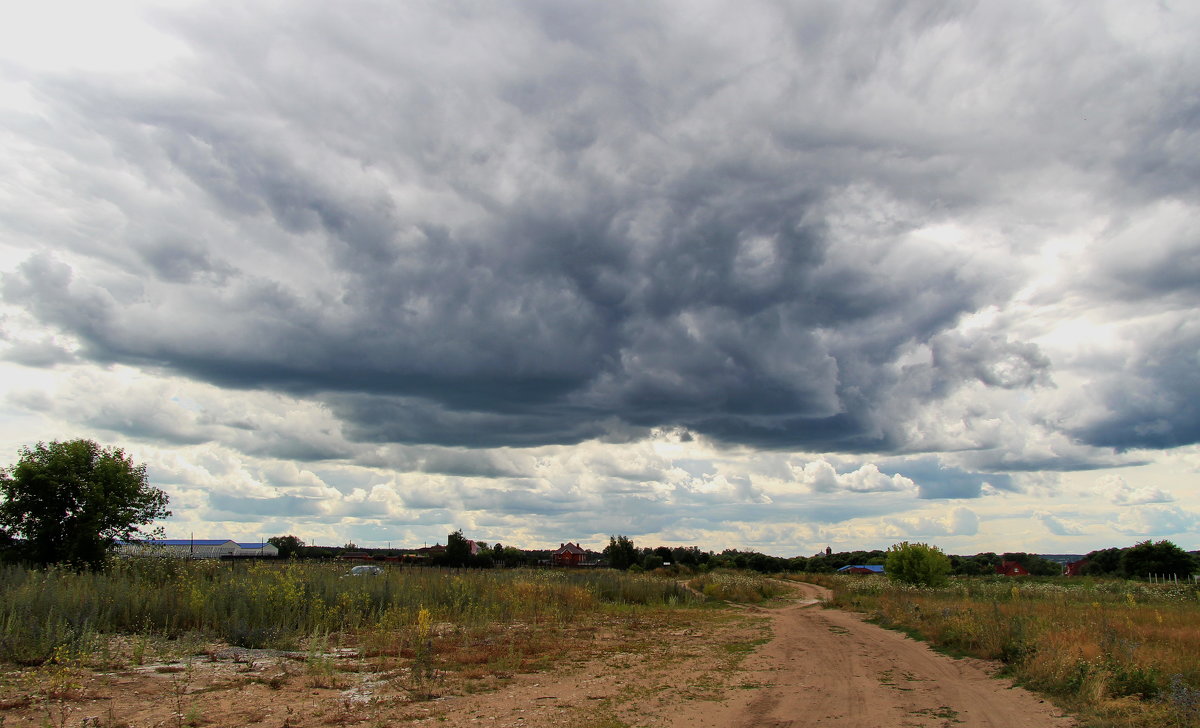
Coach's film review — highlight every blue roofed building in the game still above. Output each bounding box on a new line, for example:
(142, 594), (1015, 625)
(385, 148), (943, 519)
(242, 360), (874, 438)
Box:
(836, 564), (885, 574)
(235, 541), (280, 557)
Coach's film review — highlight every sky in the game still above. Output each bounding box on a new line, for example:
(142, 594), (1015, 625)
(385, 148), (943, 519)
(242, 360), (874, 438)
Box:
(0, 1), (1197, 556)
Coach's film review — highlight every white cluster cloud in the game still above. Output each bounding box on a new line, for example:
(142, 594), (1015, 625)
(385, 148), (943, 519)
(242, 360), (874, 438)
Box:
(1036, 512), (1087, 538)
(881, 507), (980, 540)
(1098, 474), (1175, 507)
(1114, 506), (1200, 538)
(796, 460), (915, 494)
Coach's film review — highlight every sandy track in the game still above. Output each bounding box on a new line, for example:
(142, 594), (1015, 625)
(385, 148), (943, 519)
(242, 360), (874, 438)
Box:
(666, 582), (1076, 728)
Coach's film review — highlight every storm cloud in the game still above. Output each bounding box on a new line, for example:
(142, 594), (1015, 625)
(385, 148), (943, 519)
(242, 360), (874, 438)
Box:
(1, 1), (1198, 552)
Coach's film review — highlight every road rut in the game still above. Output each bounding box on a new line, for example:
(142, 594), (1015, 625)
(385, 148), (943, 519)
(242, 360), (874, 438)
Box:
(666, 582), (1076, 728)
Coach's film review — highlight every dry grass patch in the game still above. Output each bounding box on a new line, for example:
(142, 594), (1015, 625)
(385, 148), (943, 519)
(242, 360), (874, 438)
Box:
(803, 573), (1200, 728)
(0, 566), (781, 727)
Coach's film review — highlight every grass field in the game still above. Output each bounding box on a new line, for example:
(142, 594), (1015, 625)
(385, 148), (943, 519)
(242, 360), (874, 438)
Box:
(0, 562), (784, 727)
(798, 573), (1200, 728)
(12, 562), (1196, 727)
(0, 560), (711, 665)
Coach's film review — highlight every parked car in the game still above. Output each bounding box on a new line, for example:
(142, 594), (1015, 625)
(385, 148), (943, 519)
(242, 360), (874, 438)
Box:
(346, 564), (383, 576)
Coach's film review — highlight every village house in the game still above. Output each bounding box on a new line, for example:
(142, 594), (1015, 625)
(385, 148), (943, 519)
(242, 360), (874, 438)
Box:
(1063, 559), (1087, 577)
(551, 542), (587, 567)
(995, 560), (1030, 576)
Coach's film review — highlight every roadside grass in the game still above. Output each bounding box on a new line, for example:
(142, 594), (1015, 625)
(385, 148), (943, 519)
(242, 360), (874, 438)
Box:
(686, 569), (789, 603)
(800, 573), (1200, 728)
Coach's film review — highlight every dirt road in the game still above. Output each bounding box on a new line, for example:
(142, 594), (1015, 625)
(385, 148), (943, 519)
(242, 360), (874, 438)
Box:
(665, 582), (1076, 728)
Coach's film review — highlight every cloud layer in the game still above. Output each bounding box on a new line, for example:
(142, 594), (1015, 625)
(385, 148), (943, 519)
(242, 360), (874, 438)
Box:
(1, 1), (1198, 552)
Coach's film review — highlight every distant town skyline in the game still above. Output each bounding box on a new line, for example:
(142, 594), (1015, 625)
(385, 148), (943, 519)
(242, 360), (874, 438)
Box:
(1, 1), (1197, 555)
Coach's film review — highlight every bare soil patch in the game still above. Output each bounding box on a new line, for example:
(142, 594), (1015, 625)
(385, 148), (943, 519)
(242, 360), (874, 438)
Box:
(662, 582), (1079, 728)
(0, 608), (765, 728)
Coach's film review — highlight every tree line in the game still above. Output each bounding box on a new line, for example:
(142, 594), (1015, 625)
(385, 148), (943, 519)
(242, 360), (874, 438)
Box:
(593, 535), (1198, 580)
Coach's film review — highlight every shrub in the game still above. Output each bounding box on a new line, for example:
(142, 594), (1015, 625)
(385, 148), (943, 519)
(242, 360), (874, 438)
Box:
(686, 570), (786, 603)
(885, 542), (951, 588)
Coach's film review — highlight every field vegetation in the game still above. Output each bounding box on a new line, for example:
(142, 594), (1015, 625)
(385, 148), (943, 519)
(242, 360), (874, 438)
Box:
(685, 569), (790, 603)
(0, 560), (783, 726)
(799, 573), (1200, 728)
(0, 560), (705, 665)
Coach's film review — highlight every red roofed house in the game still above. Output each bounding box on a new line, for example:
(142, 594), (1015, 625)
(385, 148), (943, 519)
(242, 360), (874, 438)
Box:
(552, 542), (587, 567)
(1063, 559), (1087, 577)
(996, 560), (1030, 576)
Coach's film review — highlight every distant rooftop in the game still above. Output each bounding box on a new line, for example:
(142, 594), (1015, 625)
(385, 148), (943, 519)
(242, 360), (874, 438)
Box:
(138, 539), (237, 546)
(837, 564), (885, 573)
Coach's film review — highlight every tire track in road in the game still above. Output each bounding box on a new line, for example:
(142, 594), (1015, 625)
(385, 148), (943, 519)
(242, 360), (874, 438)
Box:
(670, 582), (1077, 728)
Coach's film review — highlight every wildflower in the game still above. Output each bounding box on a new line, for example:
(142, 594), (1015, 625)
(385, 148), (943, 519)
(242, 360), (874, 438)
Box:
(416, 606), (432, 641)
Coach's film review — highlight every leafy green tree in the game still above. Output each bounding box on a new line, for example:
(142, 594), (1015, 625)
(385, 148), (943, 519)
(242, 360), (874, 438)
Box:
(1081, 547), (1123, 576)
(1001, 552), (1060, 576)
(445, 529), (471, 567)
(604, 535), (637, 570)
(672, 546), (703, 567)
(747, 552), (779, 573)
(951, 554), (994, 576)
(0, 439), (170, 569)
(0, 527), (16, 564)
(885, 542), (951, 587)
(499, 545), (527, 567)
(268, 534), (305, 559)
(1121, 539), (1193, 579)
(804, 555), (832, 573)
(470, 551), (494, 569)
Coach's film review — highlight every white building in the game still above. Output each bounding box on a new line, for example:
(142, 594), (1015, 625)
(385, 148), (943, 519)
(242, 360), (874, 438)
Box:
(117, 539), (277, 559)
(234, 541), (280, 557)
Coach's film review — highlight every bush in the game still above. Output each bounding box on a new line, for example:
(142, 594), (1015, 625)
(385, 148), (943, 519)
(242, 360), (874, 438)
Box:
(885, 542), (951, 588)
(642, 554), (664, 571)
(687, 570), (786, 603)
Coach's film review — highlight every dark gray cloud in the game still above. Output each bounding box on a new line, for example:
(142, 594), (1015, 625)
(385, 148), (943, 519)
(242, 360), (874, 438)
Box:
(1072, 320), (1200, 451)
(207, 493), (325, 519)
(2, 0), (1198, 465)
(885, 457), (1014, 500)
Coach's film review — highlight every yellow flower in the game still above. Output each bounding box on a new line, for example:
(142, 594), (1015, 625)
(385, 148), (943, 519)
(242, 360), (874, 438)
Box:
(417, 606), (432, 640)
